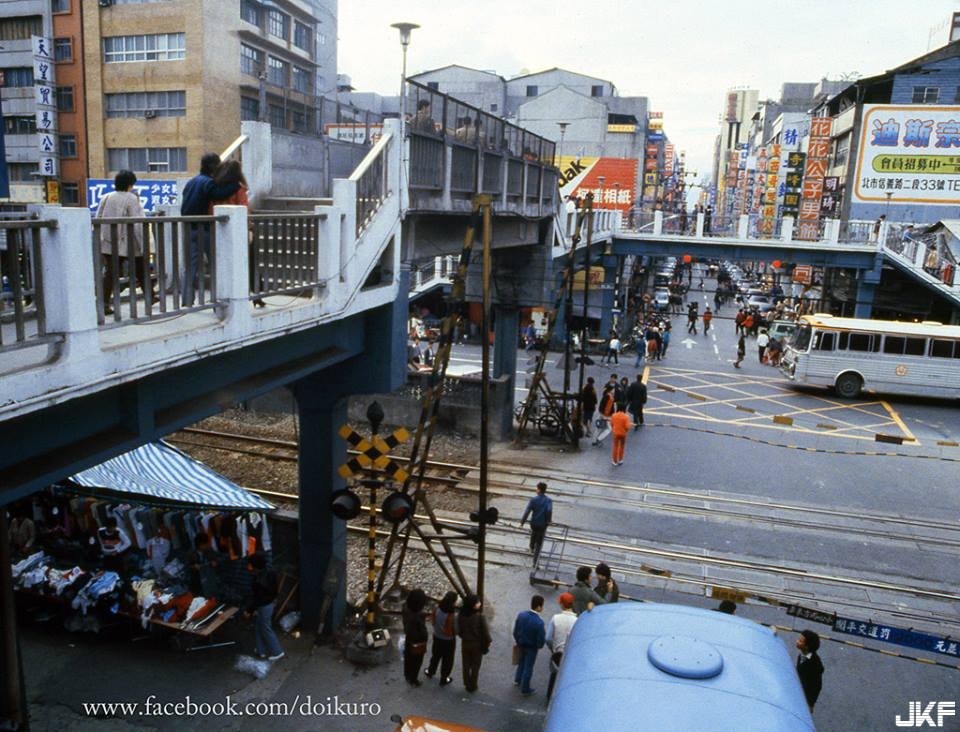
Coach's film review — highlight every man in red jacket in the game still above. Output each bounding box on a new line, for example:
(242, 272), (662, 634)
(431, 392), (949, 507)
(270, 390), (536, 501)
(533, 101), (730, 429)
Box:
(610, 404), (631, 466)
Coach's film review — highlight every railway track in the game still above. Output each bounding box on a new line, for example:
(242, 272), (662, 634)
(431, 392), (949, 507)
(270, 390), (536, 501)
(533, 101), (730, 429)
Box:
(171, 427), (960, 637)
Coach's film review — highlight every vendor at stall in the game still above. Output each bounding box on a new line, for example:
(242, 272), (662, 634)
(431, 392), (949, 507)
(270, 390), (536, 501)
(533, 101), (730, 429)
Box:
(9, 509), (37, 558)
(97, 517), (132, 571)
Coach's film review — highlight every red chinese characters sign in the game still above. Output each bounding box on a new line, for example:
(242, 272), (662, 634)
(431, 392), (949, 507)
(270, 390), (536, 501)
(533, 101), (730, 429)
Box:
(798, 116), (832, 240)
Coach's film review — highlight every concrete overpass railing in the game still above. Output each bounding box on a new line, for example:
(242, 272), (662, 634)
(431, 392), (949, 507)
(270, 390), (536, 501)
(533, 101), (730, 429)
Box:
(0, 119), (404, 422)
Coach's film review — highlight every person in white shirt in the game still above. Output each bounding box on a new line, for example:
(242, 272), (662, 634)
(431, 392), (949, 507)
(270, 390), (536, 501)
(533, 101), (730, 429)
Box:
(757, 329), (770, 363)
(545, 592), (578, 700)
(97, 517), (132, 556)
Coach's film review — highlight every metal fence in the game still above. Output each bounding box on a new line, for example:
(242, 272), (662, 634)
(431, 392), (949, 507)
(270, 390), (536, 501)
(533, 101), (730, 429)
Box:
(0, 217), (55, 351)
(92, 214), (225, 325)
(250, 212), (325, 298)
(351, 134), (391, 237)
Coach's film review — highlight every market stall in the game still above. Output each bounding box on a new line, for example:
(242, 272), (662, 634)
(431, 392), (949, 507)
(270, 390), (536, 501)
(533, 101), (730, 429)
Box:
(7, 441), (274, 649)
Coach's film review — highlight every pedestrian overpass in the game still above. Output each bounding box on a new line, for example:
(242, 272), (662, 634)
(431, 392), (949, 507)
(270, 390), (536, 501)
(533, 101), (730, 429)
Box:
(1, 84), (958, 691)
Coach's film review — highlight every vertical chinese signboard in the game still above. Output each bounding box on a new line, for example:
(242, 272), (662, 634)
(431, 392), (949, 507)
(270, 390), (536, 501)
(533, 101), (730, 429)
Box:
(853, 104), (960, 205)
(32, 35), (58, 182)
(797, 116), (831, 240)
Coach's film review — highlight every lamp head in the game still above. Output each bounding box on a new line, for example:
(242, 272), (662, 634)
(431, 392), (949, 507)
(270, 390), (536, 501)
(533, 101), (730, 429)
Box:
(391, 22), (419, 47)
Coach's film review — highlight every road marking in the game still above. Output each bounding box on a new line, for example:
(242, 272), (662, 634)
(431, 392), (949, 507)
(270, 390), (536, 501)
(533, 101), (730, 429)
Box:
(713, 345), (719, 354)
(880, 400), (920, 445)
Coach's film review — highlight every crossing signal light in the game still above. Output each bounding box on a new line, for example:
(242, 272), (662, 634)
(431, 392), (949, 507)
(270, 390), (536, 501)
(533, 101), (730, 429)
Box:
(380, 491), (415, 524)
(330, 489), (362, 520)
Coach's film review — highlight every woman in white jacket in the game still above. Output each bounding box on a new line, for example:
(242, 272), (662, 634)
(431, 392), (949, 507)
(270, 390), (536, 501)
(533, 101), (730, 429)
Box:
(96, 169), (149, 314)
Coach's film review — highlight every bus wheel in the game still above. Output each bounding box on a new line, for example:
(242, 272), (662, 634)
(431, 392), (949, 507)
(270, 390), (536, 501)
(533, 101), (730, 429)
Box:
(835, 372), (862, 399)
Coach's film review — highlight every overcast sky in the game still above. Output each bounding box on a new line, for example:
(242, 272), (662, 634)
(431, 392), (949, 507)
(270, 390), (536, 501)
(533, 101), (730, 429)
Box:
(338, 1), (958, 180)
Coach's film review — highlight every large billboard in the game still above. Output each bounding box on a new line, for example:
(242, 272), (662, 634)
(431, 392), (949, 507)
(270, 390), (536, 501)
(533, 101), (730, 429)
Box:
(854, 104), (960, 205)
(558, 156), (638, 211)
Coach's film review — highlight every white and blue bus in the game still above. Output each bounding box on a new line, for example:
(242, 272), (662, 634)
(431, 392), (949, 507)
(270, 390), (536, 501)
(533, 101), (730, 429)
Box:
(544, 603), (814, 732)
(779, 314), (960, 399)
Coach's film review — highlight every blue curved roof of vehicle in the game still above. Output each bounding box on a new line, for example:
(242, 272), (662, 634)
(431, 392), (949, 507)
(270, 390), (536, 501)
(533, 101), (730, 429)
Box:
(544, 603), (814, 732)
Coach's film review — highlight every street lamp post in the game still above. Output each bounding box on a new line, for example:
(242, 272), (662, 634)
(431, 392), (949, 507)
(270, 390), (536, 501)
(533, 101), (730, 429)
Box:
(556, 121), (569, 187)
(390, 22), (419, 138)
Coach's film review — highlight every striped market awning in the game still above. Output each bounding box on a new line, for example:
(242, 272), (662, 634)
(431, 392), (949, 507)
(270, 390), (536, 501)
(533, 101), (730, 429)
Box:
(69, 441), (274, 511)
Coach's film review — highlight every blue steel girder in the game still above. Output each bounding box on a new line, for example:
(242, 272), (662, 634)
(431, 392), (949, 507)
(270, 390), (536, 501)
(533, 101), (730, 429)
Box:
(611, 234), (877, 270)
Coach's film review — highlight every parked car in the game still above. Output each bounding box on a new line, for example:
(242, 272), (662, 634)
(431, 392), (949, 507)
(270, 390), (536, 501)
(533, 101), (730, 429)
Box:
(747, 295), (775, 312)
(653, 288), (671, 309)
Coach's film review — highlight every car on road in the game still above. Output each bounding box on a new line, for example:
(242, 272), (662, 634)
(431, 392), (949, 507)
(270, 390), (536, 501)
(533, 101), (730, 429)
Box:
(747, 294), (775, 312)
(653, 288), (671, 309)
(767, 319), (797, 344)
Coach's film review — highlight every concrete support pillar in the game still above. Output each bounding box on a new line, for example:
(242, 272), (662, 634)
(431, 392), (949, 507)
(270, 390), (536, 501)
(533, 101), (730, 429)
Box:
(738, 215), (750, 239)
(598, 255), (619, 337)
(293, 392), (349, 635)
(493, 306), (519, 436)
(240, 121), (273, 208)
(854, 277), (876, 319)
(653, 210), (663, 236)
(442, 146), (454, 209)
(213, 205), (253, 330)
(825, 219), (840, 244)
(696, 212), (705, 237)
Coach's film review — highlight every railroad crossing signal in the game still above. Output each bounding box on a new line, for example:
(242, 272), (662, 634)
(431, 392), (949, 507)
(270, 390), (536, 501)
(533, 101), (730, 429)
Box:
(337, 425), (410, 482)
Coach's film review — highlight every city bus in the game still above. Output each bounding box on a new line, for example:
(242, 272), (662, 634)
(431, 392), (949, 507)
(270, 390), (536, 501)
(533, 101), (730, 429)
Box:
(779, 314), (960, 399)
(544, 603), (814, 732)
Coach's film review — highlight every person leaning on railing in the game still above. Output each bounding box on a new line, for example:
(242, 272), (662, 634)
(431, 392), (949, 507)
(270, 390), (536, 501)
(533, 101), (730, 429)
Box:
(96, 169), (151, 315)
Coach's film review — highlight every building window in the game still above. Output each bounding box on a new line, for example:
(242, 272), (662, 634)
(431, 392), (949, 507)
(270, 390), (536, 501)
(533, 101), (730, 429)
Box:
(59, 134), (77, 158)
(0, 16), (43, 40)
(61, 183), (80, 204)
(2, 68), (34, 87)
(107, 147), (187, 172)
(268, 9), (289, 40)
(240, 96), (259, 121)
(833, 136), (849, 168)
(241, 0), (261, 27)
(591, 85), (604, 97)
(103, 33), (186, 63)
(53, 0), (70, 12)
(56, 86), (75, 112)
(4, 116), (36, 135)
(54, 38), (73, 63)
(104, 90), (186, 118)
(526, 85), (538, 97)
(269, 104), (285, 129)
(490, 103), (498, 112)
(291, 108), (306, 133)
(316, 30), (326, 46)
(911, 86), (940, 104)
(267, 56), (287, 86)
(240, 44), (262, 77)
(293, 20), (311, 51)
(292, 66), (311, 94)
(7, 164), (35, 182)
(427, 81), (439, 91)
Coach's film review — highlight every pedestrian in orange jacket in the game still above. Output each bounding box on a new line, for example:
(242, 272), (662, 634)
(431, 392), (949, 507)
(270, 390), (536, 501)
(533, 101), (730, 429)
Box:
(610, 405), (631, 466)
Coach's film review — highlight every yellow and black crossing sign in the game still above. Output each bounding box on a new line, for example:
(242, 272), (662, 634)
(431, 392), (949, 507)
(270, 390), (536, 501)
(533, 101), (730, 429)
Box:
(337, 425), (411, 482)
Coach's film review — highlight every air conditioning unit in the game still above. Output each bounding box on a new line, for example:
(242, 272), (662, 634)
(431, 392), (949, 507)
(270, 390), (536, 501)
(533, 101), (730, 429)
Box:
(144, 110), (157, 119)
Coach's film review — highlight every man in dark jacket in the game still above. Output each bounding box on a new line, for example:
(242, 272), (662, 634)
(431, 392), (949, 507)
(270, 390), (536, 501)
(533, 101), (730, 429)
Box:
(180, 152), (240, 306)
(796, 629), (825, 712)
(626, 374), (648, 430)
(594, 562), (619, 603)
(520, 482), (553, 564)
(245, 553), (283, 661)
(569, 566), (610, 615)
(512, 595), (546, 695)
(580, 377), (598, 438)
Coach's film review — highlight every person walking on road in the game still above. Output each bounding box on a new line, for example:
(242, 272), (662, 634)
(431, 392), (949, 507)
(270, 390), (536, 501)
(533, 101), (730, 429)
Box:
(610, 404), (631, 466)
(512, 595), (546, 696)
(580, 377), (598, 438)
(626, 374), (647, 429)
(601, 332), (620, 365)
(757, 329), (770, 363)
(702, 307), (713, 334)
(734, 334), (746, 368)
(458, 594), (492, 693)
(520, 482), (553, 563)
(659, 327), (671, 359)
(796, 630), (825, 713)
(545, 592), (577, 700)
(687, 303), (698, 334)
(592, 384), (615, 446)
(425, 591), (458, 686)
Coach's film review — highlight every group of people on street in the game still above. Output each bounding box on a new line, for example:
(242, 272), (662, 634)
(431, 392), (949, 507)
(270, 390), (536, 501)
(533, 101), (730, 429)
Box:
(586, 373), (647, 465)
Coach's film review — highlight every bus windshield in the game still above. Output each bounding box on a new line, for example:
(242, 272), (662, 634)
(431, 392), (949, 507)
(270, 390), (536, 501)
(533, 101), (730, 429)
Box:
(793, 323), (812, 352)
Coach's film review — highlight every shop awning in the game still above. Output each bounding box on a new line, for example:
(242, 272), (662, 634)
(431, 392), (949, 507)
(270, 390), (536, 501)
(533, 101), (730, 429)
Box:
(69, 441), (274, 511)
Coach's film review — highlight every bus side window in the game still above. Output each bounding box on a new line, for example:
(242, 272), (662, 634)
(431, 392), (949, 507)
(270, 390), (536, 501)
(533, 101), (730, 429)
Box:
(838, 332), (848, 350)
(847, 332), (873, 351)
(930, 339), (959, 358)
(904, 338), (926, 356)
(815, 332), (835, 351)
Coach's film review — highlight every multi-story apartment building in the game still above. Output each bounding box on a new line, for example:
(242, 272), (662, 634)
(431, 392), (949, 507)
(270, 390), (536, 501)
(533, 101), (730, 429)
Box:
(52, 0), (86, 205)
(0, 0), (53, 203)
(80, 0), (335, 192)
